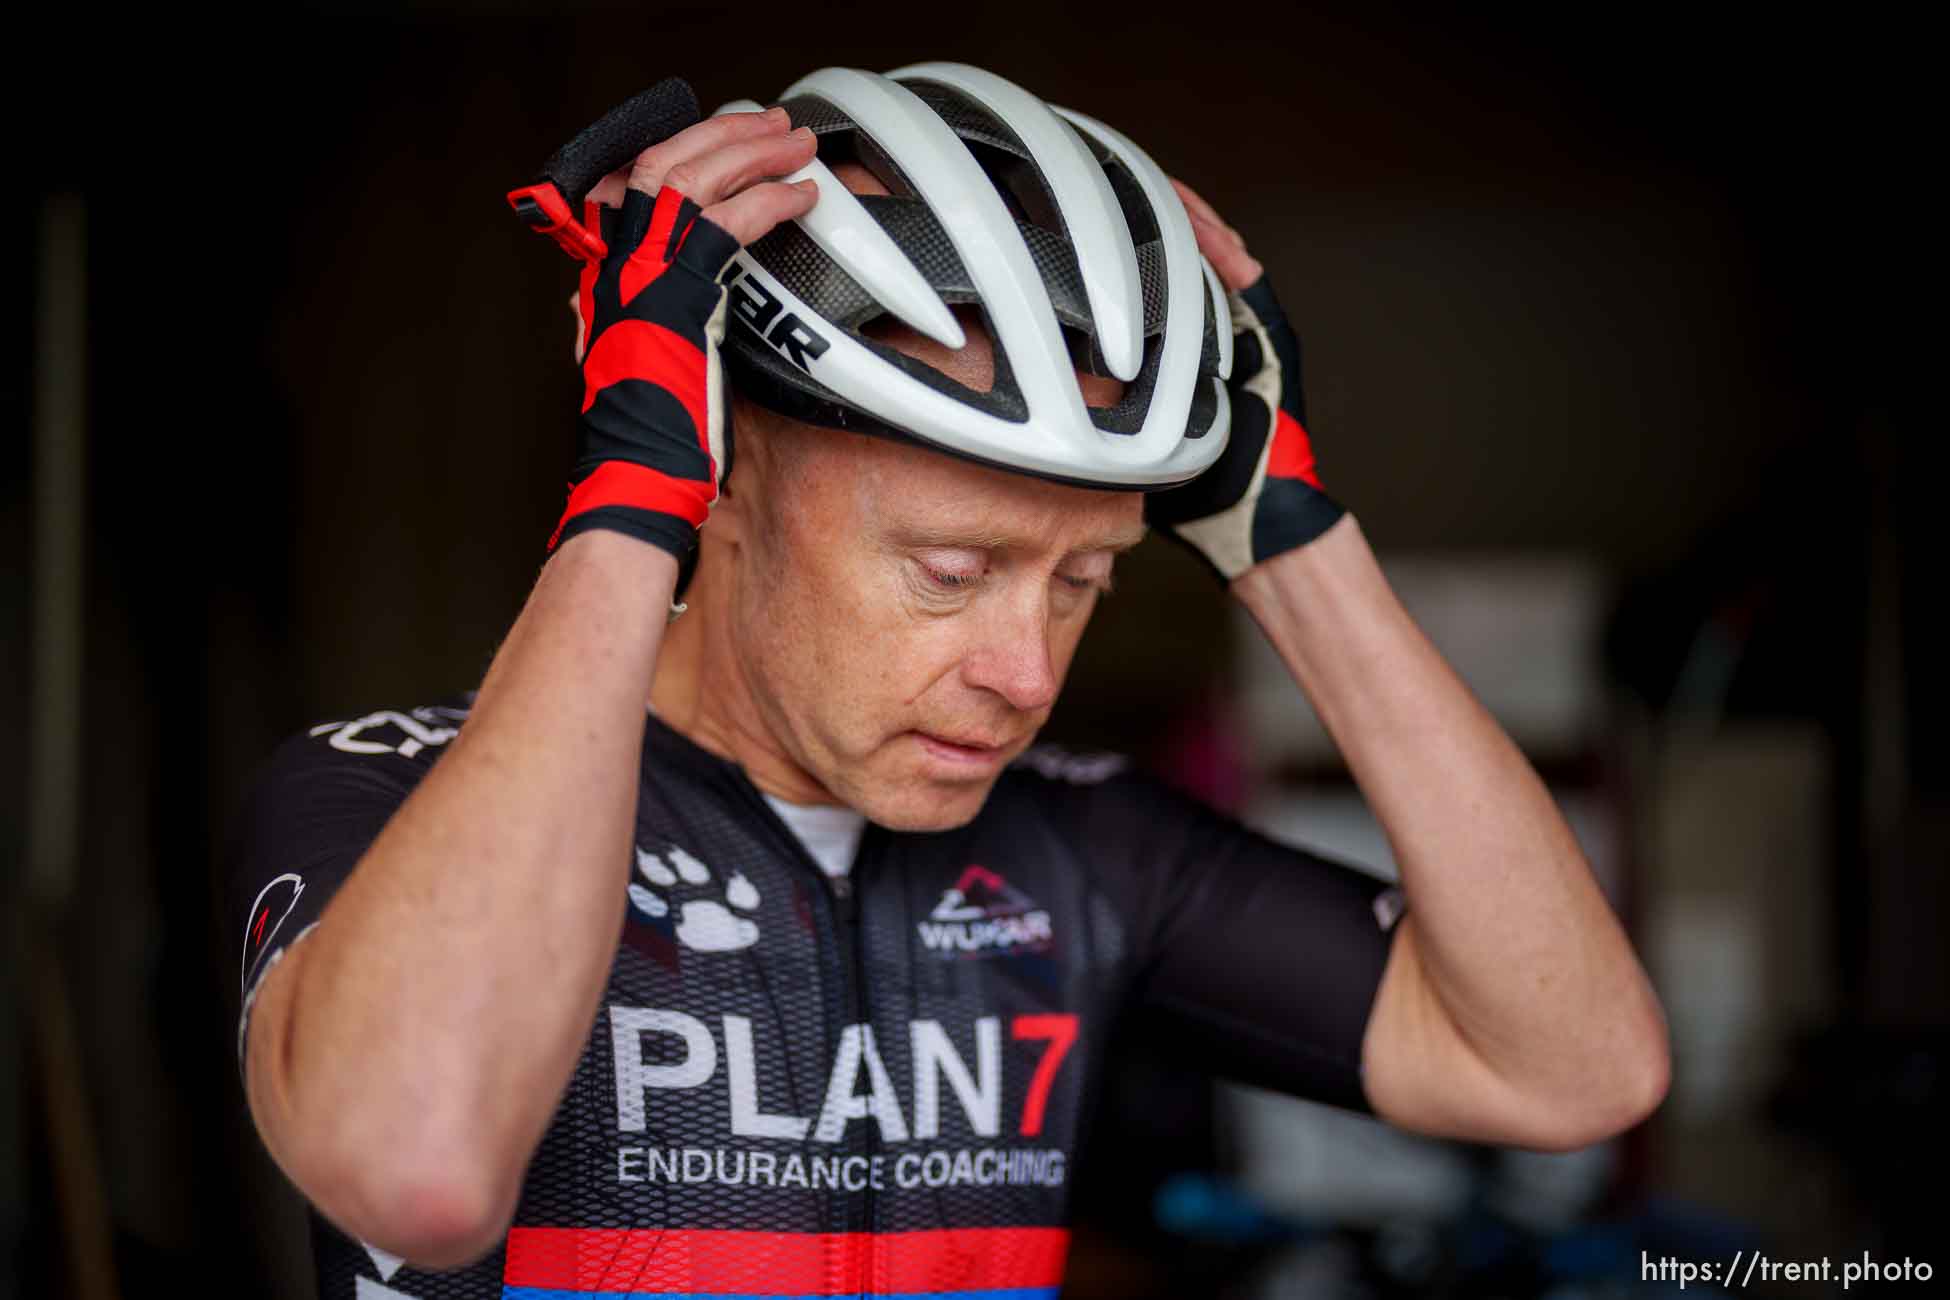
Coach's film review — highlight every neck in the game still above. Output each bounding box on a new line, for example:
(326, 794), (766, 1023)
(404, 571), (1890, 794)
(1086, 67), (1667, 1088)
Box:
(648, 544), (842, 807)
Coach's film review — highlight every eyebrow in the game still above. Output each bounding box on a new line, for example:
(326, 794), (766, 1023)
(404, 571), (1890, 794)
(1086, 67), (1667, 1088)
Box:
(890, 520), (1150, 556)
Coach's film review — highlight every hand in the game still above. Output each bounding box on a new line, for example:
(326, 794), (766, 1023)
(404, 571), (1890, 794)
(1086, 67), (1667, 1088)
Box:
(1144, 178), (1345, 583)
(549, 108), (818, 601)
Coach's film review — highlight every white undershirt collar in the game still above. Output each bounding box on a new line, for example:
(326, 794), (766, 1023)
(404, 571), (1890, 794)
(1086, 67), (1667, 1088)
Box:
(760, 792), (867, 880)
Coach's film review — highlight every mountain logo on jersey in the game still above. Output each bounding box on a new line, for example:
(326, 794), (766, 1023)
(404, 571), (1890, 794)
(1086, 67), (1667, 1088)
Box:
(626, 843), (761, 960)
(918, 866), (1053, 958)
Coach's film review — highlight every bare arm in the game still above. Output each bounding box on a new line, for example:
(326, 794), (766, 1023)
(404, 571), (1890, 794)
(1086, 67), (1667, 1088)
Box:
(1234, 515), (1670, 1150)
(1160, 178), (1668, 1150)
(244, 532), (677, 1267)
(239, 109), (819, 1268)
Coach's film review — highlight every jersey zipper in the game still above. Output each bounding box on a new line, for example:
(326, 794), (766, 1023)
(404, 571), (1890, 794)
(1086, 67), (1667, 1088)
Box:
(729, 777), (880, 1284)
(841, 824), (882, 1288)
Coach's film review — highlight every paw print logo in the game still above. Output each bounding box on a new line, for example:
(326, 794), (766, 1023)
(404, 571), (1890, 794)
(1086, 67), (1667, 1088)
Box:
(628, 844), (760, 952)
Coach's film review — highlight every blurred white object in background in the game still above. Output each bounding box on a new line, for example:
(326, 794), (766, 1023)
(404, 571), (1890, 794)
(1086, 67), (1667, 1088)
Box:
(1222, 1081), (1477, 1225)
(1232, 552), (1610, 769)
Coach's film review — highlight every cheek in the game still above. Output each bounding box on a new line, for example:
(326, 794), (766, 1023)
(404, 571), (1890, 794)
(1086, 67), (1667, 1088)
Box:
(827, 561), (1014, 745)
(833, 561), (957, 702)
(748, 535), (940, 737)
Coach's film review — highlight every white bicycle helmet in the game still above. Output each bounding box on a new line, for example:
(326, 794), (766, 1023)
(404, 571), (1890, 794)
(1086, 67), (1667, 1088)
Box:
(713, 63), (1234, 489)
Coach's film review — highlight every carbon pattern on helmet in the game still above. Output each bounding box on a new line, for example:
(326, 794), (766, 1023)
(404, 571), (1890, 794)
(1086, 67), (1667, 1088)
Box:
(849, 198), (1107, 339)
(1063, 117), (1115, 166)
(1015, 223), (1090, 330)
(900, 80), (1071, 239)
(1185, 360), (1219, 436)
(901, 81), (1035, 163)
(853, 198), (974, 303)
(854, 131), (918, 200)
(744, 222), (883, 330)
(778, 94), (921, 199)
(735, 196), (1114, 343)
(1134, 241), (1168, 336)
(1101, 160), (1161, 247)
(1198, 262), (1223, 377)
(776, 94), (855, 136)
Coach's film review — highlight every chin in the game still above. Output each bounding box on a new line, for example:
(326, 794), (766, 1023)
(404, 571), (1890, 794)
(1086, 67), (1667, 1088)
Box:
(844, 772), (999, 833)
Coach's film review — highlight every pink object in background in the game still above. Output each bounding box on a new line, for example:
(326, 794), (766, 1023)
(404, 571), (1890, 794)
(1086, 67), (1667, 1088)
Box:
(1149, 689), (1252, 816)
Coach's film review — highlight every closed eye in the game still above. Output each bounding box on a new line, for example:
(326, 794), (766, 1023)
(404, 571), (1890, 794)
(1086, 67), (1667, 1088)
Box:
(924, 566), (982, 589)
(924, 568), (1106, 594)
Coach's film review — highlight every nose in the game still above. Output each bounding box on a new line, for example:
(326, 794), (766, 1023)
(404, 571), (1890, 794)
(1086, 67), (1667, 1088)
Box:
(959, 585), (1060, 714)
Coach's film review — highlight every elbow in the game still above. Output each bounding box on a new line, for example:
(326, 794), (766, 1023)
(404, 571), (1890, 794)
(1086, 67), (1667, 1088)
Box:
(1605, 992), (1675, 1136)
(1627, 1019), (1674, 1126)
(1524, 1017), (1673, 1153)
(375, 1168), (516, 1272)
(256, 945), (520, 1267)
(310, 1140), (517, 1271)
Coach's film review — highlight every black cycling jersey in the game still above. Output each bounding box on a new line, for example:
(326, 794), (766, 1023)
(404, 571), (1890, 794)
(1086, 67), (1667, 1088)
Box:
(226, 692), (1404, 1299)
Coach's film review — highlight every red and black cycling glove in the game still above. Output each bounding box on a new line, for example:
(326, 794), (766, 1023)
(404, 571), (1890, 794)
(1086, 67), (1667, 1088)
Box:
(1146, 276), (1346, 581)
(549, 184), (739, 598)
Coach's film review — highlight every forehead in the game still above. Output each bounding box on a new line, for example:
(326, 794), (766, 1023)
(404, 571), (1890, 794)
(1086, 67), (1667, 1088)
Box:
(833, 426), (1146, 553)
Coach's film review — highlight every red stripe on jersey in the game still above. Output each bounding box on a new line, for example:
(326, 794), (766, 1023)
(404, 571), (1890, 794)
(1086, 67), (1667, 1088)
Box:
(502, 1225), (1070, 1294)
(1266, 409), (1323, 490)
(580, 318), (710, 450)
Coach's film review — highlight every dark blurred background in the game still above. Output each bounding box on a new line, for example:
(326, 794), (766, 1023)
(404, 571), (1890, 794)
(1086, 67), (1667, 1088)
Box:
(5, 2), (1937, 1296)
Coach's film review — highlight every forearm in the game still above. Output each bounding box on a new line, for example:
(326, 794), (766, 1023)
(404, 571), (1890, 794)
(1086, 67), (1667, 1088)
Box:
(1233, 514), (1667, 1135)
(271, 530), (675, 1240)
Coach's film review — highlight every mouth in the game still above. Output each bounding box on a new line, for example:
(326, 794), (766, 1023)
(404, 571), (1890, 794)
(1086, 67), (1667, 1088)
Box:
(909, 730), (1013, 771)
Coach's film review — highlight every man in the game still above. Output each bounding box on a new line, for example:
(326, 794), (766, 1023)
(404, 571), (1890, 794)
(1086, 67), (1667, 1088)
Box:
(227, 66), (1668, 1298)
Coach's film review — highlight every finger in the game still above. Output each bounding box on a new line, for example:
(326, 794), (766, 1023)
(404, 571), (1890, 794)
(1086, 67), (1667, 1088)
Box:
(583, 111), (788, 209)
(1210, 245), (1264, 295)
(625, 107), (794, 199)
(1185, 208), (1255, 277)
(1174, 177), (1250, 249)
(1178, 206), (1258, 293)
(1182, 202), (1227, 252)
(702, 177), (820, 247)
(656, 126), (817, 208)
(1171, 176), (1224, 226)
(1182, 194), (1247, 253)
(587, 167), (632, 209)
(1193, 218), (1261, 291)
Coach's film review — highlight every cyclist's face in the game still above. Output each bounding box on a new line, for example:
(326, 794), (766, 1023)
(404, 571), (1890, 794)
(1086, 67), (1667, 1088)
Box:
(729, 321), (1142, 832)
